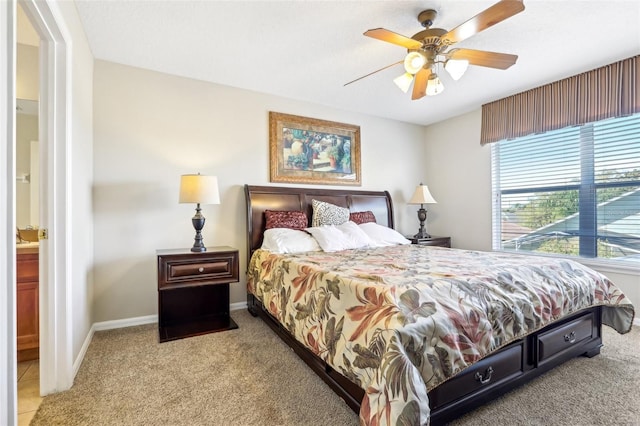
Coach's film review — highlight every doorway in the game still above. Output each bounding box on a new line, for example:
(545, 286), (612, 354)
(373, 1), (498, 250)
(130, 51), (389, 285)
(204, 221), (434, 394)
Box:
(3, 0), (73, 424)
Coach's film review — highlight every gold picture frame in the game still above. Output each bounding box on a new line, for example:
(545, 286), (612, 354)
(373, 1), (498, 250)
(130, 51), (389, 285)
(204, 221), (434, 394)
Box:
(269, 112), (361, 186)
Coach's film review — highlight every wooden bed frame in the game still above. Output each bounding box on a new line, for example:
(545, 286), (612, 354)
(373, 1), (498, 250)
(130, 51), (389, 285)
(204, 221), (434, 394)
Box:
(244, 184), (604, 425)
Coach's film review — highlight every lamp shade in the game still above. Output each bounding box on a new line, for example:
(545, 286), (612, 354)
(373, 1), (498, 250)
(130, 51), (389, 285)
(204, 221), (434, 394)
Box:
(408, 184), (437, 205)
(445, 59), (469, 81)
(179, 174), (220, 204)
(393, 72), (414, 93)
(425, 74), (444, 96)
(403, 51), (426, 74)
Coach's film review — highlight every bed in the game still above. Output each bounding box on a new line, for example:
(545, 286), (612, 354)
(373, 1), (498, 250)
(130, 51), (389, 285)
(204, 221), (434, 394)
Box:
(244, 184), (635, 425)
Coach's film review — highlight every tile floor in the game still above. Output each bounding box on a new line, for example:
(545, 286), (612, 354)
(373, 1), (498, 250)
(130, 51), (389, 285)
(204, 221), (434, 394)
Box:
(17, 360), (41, 426)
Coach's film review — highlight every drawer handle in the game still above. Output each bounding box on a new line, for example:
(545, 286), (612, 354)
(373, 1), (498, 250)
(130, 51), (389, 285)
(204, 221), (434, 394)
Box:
(474, 366), (494, 385)
(198, 267), (204, 273)
(564, 331), (576, 344)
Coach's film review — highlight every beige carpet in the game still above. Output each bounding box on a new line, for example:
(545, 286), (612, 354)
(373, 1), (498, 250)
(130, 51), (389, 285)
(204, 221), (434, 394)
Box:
(32, 310), (639, 426)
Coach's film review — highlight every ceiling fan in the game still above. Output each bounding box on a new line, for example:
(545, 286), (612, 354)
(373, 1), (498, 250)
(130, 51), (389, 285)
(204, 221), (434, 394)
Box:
(345, 0), (525, 100)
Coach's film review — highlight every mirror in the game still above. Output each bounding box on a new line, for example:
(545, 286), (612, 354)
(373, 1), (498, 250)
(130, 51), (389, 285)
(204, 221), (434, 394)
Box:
(16, 98), (39, 231)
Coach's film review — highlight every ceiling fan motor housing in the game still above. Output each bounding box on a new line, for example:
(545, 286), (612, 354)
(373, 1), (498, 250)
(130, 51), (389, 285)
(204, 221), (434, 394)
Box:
(418, 9), (438, 28)
(412, 10), (447, 54)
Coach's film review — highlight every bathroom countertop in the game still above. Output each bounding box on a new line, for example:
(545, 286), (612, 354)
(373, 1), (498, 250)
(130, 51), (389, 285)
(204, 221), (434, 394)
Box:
(17, 242), (39, 254)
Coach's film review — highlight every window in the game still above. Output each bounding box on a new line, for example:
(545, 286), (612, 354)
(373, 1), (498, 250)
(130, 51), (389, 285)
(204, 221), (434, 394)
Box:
(492, 113), (640, 264)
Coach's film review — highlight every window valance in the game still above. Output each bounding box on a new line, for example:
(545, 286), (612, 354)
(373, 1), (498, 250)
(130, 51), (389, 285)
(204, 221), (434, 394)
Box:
(480, 55), (639, 145)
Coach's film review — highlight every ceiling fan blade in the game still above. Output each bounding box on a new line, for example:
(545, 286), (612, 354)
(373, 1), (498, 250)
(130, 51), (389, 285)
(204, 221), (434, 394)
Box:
(364, 28), (423, 49)
(441, 0), (525, 45)
(344, 60), (403, 86)
(411, 68), (431, 100)
(447, 48), (518, 70)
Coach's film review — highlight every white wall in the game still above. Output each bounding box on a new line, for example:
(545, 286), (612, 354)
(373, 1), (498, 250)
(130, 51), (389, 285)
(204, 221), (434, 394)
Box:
(92, 60), (427, 322)
(424, 109), (640, 306)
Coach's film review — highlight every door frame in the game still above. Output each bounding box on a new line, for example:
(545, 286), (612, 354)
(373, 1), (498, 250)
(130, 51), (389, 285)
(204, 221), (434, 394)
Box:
(1, 1), (18, 423)
(23, 0), (73, 395)
(1, 0), (72, 423)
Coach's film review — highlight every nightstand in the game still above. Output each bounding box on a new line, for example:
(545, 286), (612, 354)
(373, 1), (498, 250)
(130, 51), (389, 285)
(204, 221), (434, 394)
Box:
(407, 236), (451, 248)
(157, 246), (239, 342)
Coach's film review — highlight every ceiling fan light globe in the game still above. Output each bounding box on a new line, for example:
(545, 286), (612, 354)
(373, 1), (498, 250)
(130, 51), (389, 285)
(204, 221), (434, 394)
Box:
(445, 59), (469, 80)
(393, 73), (414, 93)
(403, 51), (426, 74)
(426, 74), (444, 96)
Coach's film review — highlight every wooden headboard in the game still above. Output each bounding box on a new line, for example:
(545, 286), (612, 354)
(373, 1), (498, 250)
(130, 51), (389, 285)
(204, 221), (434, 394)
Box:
(244, 184), (394, 262)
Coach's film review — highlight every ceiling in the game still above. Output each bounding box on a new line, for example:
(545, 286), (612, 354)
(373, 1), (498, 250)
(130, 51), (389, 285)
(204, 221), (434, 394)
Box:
(73, 0), (640, 127)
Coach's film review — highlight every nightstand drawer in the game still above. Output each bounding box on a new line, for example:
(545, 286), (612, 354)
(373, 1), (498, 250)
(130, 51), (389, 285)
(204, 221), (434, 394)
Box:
(158, 250), (239, 289)
(168, 259), (233, 280)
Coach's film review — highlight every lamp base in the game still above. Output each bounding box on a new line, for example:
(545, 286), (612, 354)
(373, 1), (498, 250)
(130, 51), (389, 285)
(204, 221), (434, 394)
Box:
(413, 231), (432, 239)
(414, 206), (430, 240)
(190, 204), (207, 252)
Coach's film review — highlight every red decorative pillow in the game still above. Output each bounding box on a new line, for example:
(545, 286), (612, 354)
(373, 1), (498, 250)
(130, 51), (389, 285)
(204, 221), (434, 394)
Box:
(349, 211), (376, 225)
(265, 210), (308, 230)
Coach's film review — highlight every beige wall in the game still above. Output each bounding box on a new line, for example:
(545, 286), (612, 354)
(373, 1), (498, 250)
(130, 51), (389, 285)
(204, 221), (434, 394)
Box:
(424, 109), (640, 306)
(16, 43), (38, 101)
(423, 109), (491, 251)
(92, 60), (638, 324)
(92, 60), (427, 322)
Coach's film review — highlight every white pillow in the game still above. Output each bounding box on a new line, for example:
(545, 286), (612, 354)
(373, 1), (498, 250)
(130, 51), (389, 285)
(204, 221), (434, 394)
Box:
(261, 228), (321, 254)
(305, 221), (374, 252)
(358, 222), (411, 247)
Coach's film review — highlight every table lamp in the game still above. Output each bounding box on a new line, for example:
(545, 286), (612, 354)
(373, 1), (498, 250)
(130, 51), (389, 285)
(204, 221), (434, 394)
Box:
(179, 174), (220, 252)
(408, 183), (437, 239)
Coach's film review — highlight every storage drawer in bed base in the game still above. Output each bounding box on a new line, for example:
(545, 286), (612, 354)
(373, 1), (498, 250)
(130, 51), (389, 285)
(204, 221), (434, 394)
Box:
(428, 343), (524, 410)
(429, 308), (603, 425)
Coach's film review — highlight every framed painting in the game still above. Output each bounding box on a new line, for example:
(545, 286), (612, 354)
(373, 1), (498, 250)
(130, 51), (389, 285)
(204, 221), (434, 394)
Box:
(269, 111), (361, 186)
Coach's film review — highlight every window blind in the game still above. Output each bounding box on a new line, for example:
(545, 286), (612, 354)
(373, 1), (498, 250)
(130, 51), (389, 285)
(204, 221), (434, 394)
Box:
(492, 113), (640, 263)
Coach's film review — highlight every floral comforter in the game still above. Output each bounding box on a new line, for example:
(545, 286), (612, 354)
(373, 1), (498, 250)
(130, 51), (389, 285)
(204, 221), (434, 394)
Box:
(246, 245), (635, 425)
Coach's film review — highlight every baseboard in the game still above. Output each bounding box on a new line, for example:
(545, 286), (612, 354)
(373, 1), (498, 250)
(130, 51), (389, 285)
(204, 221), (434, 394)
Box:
(73, 324), (94, 378)
(93, 314), (159, 331)
(230, 301), (248, 311)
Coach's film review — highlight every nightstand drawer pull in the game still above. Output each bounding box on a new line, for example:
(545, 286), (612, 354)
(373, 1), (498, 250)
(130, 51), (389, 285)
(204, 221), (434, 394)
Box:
(198, 267), (204, 273)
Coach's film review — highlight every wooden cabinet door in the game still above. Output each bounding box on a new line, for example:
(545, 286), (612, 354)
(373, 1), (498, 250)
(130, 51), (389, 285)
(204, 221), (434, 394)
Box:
(17, 280), (39, 350)
(17, 252), (39, 353)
